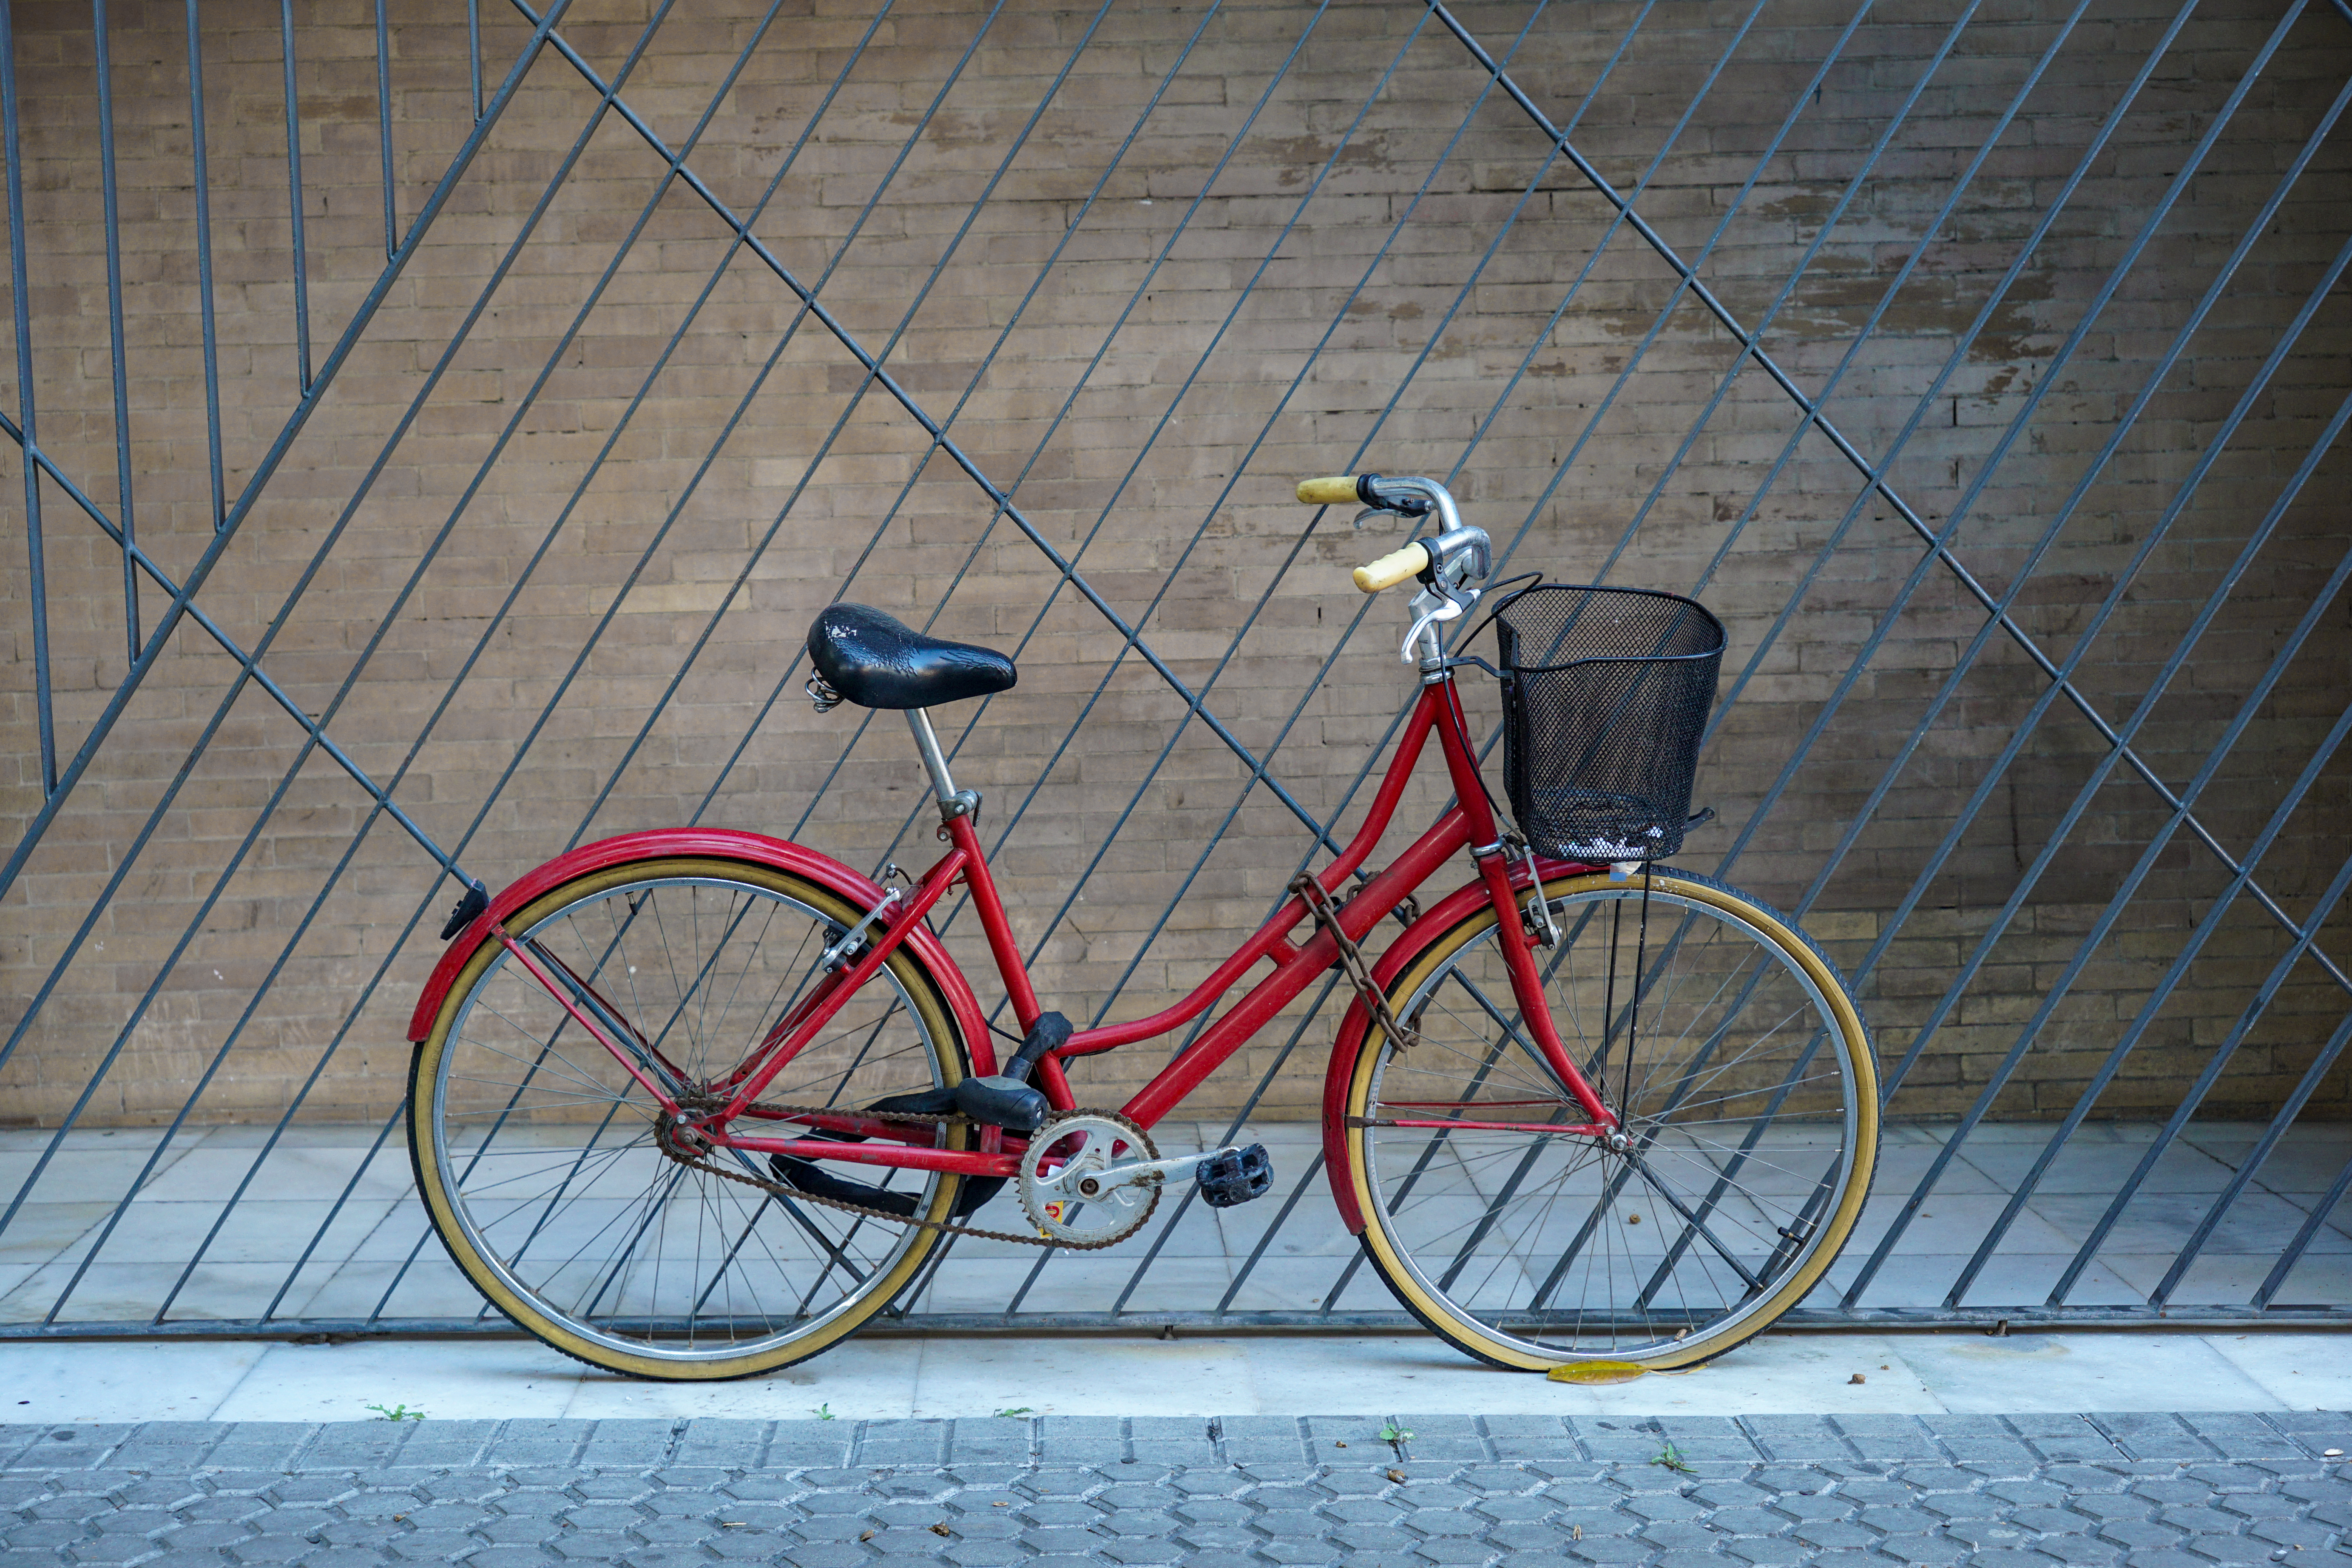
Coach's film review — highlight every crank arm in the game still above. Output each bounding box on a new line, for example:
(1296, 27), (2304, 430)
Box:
(1056, 1144), (1246, 1200)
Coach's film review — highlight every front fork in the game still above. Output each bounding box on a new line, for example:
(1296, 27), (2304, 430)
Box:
(1469, 844), (1622, 1136)
(1427, 670), (1620, 1137)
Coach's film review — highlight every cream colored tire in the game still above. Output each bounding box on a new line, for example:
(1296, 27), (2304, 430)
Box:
(1344, 868), (1875, 1370)
(408, 857), (967, 1380)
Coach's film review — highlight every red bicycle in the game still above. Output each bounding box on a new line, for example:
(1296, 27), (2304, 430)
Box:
(405, 473), (1876, 1380)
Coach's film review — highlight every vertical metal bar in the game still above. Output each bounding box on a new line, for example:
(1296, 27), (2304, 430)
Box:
(279, 0), (312, 390)
(94, 0), (138, 659)
(182, 0), (225, 528)
(139, 0), (796, 1320)
(0, 0), (596, 1105)
(138, 0), (898, 1334)
(0, 0), (55, 794)
(468, 0), (484, 121)
(375, 0), (396, 257)
(0, 0), (581, 911)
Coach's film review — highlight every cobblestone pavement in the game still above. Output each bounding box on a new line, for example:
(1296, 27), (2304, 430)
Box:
(3, 1414), (2347, 1568)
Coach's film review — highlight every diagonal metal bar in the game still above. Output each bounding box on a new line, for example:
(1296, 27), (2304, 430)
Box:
(1929, 219), (2352, 1304)
(2155, 1002), (2352, 1307)
(204, 2), (1028, 1323)
(507, 0), (1343, 855)
(1844, 68), (2352, 1073)
(2045, 752), (2352, 1308)
(2257, 1086), (2352, 1308)
(1591, 0), (1992, 577)
(699, 0), (1240, 883)
(1965, 553), (2352, 1307)
(0, 0), (634, 1109)
(558, 0), (1111, 851)
(1700, 0), (2263, 948)
(1841, 374), (2352, 1307)
(751, 0), (1347, 889)
(1681, 0), (2337, 1022)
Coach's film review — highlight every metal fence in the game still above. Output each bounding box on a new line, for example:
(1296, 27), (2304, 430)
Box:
(2, 0), (2349, 1338)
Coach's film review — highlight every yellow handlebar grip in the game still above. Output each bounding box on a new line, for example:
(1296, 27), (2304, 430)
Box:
(1296, 475), (1361, 506)
(1352, 542), (1430, 594)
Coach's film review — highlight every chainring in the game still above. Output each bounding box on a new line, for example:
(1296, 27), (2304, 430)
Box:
(1018, 1110), (1162, 1247)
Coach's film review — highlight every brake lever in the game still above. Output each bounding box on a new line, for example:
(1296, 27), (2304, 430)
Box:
(1400, 583), (1470, 662)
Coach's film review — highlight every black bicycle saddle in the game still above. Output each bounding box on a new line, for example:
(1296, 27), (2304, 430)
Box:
(806, 603), (1017, 710)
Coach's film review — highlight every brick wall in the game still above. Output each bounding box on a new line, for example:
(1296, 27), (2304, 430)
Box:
(1, 0), (2347, 1130)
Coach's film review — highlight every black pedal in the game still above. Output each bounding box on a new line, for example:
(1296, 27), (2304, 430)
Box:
(1195, 1144), (1273, 1208)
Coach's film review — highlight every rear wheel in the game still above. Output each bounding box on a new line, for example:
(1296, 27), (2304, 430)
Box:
(408, 856), (967, 1379)
(1343, 868), (1875, 1370)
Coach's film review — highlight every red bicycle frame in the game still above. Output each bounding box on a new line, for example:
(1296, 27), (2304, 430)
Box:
(487, 670), (1620, 1179)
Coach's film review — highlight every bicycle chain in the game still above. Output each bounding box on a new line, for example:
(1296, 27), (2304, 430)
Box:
(1290, 872), (1422, 1051)
(664, 1102), (1123, 1250)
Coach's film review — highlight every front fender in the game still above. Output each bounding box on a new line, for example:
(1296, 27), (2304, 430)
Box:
(404, 829), (996, 1074)
(1319, 857), (1593, 1233)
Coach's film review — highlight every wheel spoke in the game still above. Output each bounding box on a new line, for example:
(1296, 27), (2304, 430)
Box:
(1355, 875), (1871, 1366)
(413, 863), (959, 1374)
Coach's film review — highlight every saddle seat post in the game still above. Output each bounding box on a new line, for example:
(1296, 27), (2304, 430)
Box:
(904, 706), (1044, 1036)
(906, 707), (981, 824)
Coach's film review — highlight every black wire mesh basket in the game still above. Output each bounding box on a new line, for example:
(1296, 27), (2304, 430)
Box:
(1491, 582), (1726, 864)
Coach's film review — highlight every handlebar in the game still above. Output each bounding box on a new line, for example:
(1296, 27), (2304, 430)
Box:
(1352, 542), (1430, 594)
(1299, 472), (1487, 596)
(1295, 475), (1363, 506)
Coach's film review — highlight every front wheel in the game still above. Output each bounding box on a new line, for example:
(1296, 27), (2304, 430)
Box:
(1343, 868), (1876, 1370)
(407, 856), (969, 1379)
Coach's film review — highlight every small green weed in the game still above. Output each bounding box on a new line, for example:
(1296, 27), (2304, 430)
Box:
(1651, 1440), (1695, 1474)
(994, 1408), (1034, 1418)
(811, 1404), (836, 1421)
(365, 1403), (426, 1422)
(1378, 1423), (1413, 1456)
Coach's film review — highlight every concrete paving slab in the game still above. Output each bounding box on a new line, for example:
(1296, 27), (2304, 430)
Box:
(5, 1340), (269, 1425)
(209, 1340), (580, 1423)
(2206, 1332), (2352, 1409)
(1893, 1332), (2279, 1413)
(909, 1334), (1257, 1419)
(6, 1330), (2346, 1426)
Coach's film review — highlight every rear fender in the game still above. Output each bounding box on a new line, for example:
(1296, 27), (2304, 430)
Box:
(404, 829), (996, 1075)
(1319, 857), (1593, 1233)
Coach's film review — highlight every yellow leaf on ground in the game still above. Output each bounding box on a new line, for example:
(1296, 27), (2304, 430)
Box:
(1548, 1360), (1648, 1386)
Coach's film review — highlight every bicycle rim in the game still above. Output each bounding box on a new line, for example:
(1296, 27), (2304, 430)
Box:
(409, 858), (963, 1379)
(1347, 870), (1875, 1369)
